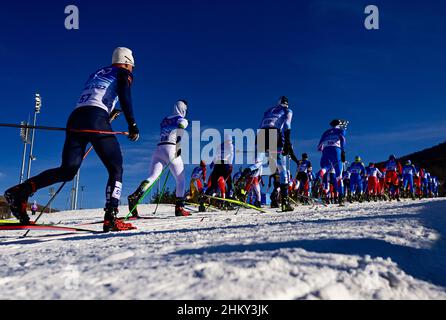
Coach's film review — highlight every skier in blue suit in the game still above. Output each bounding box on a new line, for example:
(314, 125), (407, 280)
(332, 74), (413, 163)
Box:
(317, 119), (349, 205)
(402, 160), (418, 199)
(241, 96), (299, 212)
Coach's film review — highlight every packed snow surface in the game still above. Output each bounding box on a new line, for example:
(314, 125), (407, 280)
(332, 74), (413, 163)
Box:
(1, 198), (446, 300)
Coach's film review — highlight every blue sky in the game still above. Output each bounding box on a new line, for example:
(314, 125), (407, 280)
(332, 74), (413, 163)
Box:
(0, 0), (445, 209)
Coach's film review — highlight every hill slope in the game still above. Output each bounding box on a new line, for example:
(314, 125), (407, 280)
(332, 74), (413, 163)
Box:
(382, 141), (446, 179)
(1, 200), (446, 300)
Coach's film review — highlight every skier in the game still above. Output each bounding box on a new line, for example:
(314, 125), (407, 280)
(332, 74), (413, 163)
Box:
(402, 160), (418, 199)
(317, 119), (348, 205)
(432, 176), (439, 197)
(343, 164), (352, 202)
(413, 167), (422, 199)
(31, 201), (38, 216)
(128, 100), (190, 218)
(366, 163), (382, 201)
(307, 167), (316, 200)
(241, 96), (298, 212)
(322, 165), (337, 204)
(349, 156), (366, 203)
(4, 47), (140, 232)
(243, 166), (263, 208)
(295, 153), (312, 202)
(199, 134), (235, 211)
(208, 134), (235, 197)
(422, 170), (432, 198)
(267, 168), (281, 208)
(384, 155), (402, 201)
(377, 166), (386, 200)
(188, 160), (207, 203)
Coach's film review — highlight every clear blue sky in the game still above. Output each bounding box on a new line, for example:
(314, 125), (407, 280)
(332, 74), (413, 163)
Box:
(0, 0), (445, 209)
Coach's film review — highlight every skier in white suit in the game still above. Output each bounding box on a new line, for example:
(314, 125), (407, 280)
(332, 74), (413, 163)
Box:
(128, 100), (191, 217)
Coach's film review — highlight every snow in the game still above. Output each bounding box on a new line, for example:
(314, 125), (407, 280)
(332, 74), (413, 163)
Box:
(1, 198), (446, 300)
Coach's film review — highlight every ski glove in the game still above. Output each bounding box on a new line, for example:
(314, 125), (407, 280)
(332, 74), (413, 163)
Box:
(341, 150), (346, 163)
(177, 148), (182, 157)
(283, 129), (293, 156)
(128, 123), (140, 142)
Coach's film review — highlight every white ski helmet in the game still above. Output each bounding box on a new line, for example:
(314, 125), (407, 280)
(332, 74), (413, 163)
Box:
(112, 47), (135, 67)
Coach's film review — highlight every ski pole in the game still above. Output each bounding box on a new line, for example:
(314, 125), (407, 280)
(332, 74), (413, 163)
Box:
(153, 171), (171, 215)
(0, 123), (129, 136)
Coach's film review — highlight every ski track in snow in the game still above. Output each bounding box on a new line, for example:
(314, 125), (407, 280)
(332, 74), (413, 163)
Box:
(1, 198), (446, 300)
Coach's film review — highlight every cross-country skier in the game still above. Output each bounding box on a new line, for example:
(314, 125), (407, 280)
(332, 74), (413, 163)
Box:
(432, 176), (439, 197)
(366, 163), (382, 201)
(207, 134), (235, 198)
(402, 160), (418, 199)
(31, 201), (38, 216)
(307, 166), (316, 200)
(241, 96), (299, 212)
(188, 160), (207, 203)
(295, 153), (312, 202)
(317, 119), (348, 205)
(242, 166), (263, 208)
(343, 164), (352, 202)
(199, 134), (235, 211)
(349, 156), (366, 203)
(422, 170), (432, 198)
(384, 155), (402, 201)
(267, 168), (281, 208)
(127, 100), (191, 217)
(4, 47), (140, 232)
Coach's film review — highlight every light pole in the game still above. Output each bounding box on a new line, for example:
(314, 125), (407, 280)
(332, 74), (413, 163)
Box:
(26, 94), (41, 180)
(19, 121), (30, 183)
(73, 170), (80, 210)
(80, 186), (85, 210)
(48, 187), (55, 213)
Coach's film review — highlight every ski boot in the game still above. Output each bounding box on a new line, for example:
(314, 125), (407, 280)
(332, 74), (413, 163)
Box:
(338, 196), (346, 207)
(175, 206), (192, 217)
(270, 200), (279, 209)
(254, 200), (262, 209)
(175, 199), (192, 217)
(4, 181), (36, 225)
(128, 180), (150, 218)
(281, 198), (294, 212)
(103, 208), (136, 232)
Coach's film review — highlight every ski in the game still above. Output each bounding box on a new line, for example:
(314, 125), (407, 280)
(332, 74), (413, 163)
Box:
(185, 202), (219, 212)
(203, 195), (268, 213)
(0, 223), (101, 233)
(76, 215), (161, 227)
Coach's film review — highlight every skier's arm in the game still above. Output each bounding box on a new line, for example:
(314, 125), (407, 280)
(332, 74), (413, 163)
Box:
(117, 68), (139, 141)
(116, 68), (136, 125)
(175, 119), (189, 157)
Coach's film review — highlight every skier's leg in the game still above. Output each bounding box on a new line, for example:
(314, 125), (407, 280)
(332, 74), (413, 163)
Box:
(277, 154), (293, 211)
(190, 179), (198, 202)
(4, 132), (87, 223)
(128, 148), (165, 216)
(91, 135), (124, 210)
(218, 176), (227, 198)
(168, 147), (190, 216)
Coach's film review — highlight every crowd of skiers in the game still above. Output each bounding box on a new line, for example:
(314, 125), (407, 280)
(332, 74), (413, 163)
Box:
(3, 47), (442, 232)
(187, 153), (441, 210)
